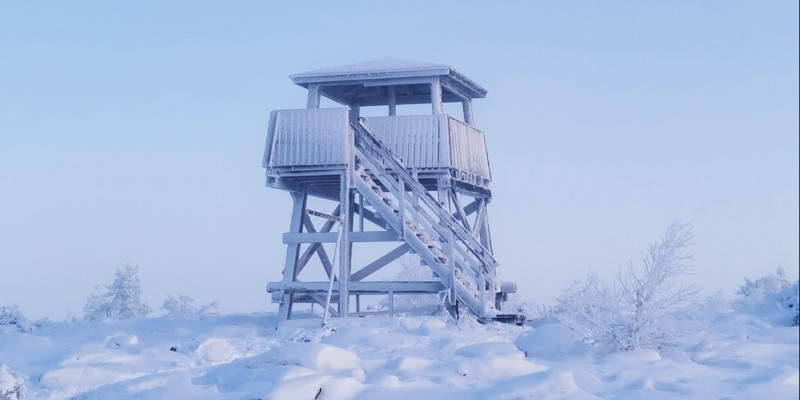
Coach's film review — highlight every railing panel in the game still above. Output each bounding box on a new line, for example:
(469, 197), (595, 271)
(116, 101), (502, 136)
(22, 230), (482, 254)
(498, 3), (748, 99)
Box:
(361, 115), (444, 169)
(264, 110), (492, 185)
(263, 108), (349, 168)
(447, 117), (492, 182)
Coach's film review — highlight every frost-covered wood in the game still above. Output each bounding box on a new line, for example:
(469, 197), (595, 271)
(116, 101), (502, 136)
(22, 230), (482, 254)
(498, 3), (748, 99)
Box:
(264, 110), (492, 186)
(264, 59), (514, 323)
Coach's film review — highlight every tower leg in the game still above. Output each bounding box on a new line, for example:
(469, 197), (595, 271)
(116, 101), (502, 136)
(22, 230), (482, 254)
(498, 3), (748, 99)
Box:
(337, 172), (353, 317)
(277, 190), (307, 321)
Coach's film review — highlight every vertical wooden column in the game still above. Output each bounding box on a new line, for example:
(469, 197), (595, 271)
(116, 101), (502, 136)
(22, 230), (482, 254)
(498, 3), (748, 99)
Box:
(436, 176), (457, 311)
(430, 78), (443, 114)
(307, 84), (321, 108)
(349, 100), (360, 125)
(388, 86), (397, 116)
(278, 190), (307, 321)
(462, 99), (474, 125)
(338, 125), (355, 317)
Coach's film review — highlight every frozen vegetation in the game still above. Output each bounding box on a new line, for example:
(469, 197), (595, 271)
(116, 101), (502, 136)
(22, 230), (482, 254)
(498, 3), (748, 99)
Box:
(0, 269), (797, 399)
(1, 226), (797, 399)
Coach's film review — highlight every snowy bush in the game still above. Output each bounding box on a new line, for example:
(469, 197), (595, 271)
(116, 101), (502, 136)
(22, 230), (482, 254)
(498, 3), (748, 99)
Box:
(735, 267), (791, 309)
(0, 305), (33, 333)
(554, 221), (699, 352)
(781, 283), (800, 326)
(161, 294), (196, 315)
(0, 364), (26, 400)
(197, 301), (220, 316)
(735, 269), (799, 326)
(83, 264), (152, 321)
(786, 284), (799, 326)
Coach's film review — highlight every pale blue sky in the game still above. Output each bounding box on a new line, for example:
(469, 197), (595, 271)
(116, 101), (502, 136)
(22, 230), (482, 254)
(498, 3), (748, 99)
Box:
(1, 1), (797, 319)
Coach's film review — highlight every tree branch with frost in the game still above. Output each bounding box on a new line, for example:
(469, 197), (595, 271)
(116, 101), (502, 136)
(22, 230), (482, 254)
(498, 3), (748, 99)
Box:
(555, 221), (699, 352)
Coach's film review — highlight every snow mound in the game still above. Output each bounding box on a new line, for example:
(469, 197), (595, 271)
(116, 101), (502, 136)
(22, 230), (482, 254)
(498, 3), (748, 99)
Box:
(267, 342), (363, 373)
(0, 364), (26, 400)
(515, 323), (591, 359)
(193, 338), (240, 364)
(0, 311), (796, 399)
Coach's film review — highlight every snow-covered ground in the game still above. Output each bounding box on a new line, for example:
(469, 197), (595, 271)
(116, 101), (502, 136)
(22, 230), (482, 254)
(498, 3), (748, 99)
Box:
(0, 304), (797, 400)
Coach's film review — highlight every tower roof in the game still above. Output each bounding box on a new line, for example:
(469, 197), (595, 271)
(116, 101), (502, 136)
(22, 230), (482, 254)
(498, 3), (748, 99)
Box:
(290, 58), (487, 106)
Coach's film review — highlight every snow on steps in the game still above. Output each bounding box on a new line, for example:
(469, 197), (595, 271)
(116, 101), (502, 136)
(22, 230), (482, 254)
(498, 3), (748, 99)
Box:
(352, 162), (496, 321)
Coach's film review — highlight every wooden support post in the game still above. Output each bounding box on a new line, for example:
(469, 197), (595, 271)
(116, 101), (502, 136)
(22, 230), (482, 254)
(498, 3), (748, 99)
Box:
(431, 79), (443, 115)
(299, 216), (335, 277)
(349, 100), (360, 125)
(437, 176), (450, 212)
(338, 127), (355, 317)
(462, 99), (474, 125)
(358, 193), (364, 232)
(450, 190), (472, 232)
(307, 84), (321, 108)
(388, 86), (397, 116)
(278, 190), (307, 321)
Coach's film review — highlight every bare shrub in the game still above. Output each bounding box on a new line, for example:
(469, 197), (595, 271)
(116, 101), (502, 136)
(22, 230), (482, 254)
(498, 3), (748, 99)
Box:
(555, 221), (699, 352)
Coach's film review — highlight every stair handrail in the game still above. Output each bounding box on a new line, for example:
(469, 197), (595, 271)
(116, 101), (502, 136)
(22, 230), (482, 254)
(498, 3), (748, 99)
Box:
(351, 122), (498, 270)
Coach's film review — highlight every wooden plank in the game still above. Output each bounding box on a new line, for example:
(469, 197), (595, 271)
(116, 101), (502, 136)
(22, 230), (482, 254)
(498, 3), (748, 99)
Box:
(270, 280), (445, 293)
(353, 203), (387, 227)
(297, 215), (335, 277)
(283, 232), (338, 244)
(307, 293), (339, 317)
(350, 230), (401, 242)
(351, 244), (409, 281)
(449, 189), (472, 232)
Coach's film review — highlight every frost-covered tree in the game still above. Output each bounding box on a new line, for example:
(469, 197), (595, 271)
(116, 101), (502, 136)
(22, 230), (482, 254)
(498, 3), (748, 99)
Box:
(555, 221), (698, 352)
(735, 267), (791, 309)
(161, 294), (196, 315)
(0, 305), (33, 334)
(83, 264), (152, 321)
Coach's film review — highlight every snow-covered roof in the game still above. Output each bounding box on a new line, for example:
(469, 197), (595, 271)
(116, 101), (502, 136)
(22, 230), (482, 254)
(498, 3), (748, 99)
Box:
(290, 58), (487, 105)
(291, 58), (452, 78)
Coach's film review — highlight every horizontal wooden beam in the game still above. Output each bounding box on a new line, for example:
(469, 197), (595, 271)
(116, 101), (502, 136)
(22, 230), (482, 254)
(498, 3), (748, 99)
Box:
(283, 230), (401, 244)
(267, 280), (445, 294)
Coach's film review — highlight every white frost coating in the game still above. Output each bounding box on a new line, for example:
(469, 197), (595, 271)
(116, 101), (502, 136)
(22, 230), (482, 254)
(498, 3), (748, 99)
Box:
(363, 115), (443, 169)
(265, 108), (349, 168)
(0, 364), (26, 400)
(267, 343), (363, 373)
(194, 338), (240, 364)
(456, 356), (548, 381)
(0, 306), (797, 399)
(291, 57), (451, 79)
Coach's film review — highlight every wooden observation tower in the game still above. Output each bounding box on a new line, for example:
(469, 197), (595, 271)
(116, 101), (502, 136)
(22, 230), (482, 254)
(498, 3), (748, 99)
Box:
(264, 58), (517, 323)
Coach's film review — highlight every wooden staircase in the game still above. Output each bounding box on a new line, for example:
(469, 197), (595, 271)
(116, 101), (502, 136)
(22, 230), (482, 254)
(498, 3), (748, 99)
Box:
(351, 121), (508, 322)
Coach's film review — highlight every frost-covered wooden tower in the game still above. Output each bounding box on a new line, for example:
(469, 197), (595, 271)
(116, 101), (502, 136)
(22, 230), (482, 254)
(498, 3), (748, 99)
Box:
(264, 58), (517, 322)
